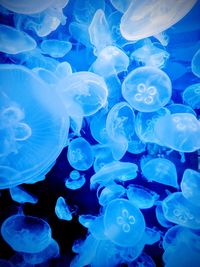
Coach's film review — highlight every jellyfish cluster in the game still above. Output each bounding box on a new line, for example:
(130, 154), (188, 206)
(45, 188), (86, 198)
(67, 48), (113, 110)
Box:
(0, 0), (200, 266)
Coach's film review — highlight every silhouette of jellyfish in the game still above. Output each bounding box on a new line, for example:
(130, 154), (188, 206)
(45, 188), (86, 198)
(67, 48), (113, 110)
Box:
(65, 170), (86, 190)
(9, 186), (38, 204)
(1, 214), (52, 253)
(182, 83), (200, 109)
(104, 198), (146, 247)
(122, 66), (172, 112)
(55, 196), (73, 221)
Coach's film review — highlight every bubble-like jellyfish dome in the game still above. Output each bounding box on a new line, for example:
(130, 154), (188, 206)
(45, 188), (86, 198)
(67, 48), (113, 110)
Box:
(122, 66), (172, 112)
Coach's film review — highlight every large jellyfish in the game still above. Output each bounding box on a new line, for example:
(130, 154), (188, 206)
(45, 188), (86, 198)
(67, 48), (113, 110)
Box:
(104, 198), (146, 247)
(122, 66), (172, 112)
(182, 83), (200, 109)
(0, 64), (69, 189)
(120, 0), (197, 41)
(1, 214), (52, 253)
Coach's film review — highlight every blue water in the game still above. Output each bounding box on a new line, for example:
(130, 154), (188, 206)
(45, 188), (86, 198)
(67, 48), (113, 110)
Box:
(0, 1), (200, 266)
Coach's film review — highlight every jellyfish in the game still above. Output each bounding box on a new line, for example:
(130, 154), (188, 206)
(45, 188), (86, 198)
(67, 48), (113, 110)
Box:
(144, 227), (161, 245)
(65, 173), (86, 190)
(135, 107), (170, 144)
(128, 252), (156, 267)
(9, 186), (38, 204)
(155, 203), (174, 228)
(67, 137), (94, 171)
(78, 214), (96, 229)
(57, 71), (108, 117)
(110, 0), (131, 13)
(154, 113), (200, 152)
(88, 215), (107, 240)
(162, 192), (200, 229)
(120, 0), (197, 41)
(21, 238), (60, 265)
(1, 214), (52, 253)
(55, 61), (72, 80)
(126, 184), (159, 209)
(180, 169), (200, 207)
(166, 103), (196, 116)
(182, 83), (200, 109)
(32, 67), (58, 85)
(55, 196), (73, 221)
(127, 132), (146, 155)
(122, 66), (172, 112)
(0, 24), (36, 54)
(90, 161), (138, 189)
(104, 198), (146, 247)
(141, 158), (178, 188)
(192, 48), (200, 78)
(40, 39), (72, 58)
(0, 64), (69, 189)
(93, 147), (114, 173)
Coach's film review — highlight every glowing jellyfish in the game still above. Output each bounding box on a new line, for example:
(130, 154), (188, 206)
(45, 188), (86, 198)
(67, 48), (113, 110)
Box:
(120, 0), (197, 41)
(67, 137), (94, 171)
(104, 198), (145, 247)
(162, 192), (200, 229)
(0, 24), (36, 54)
(78, 214), (96, 229)
(135, 108), (170, 144)
(40, 39), (72, 58)
(142, 158), (178, 188)
(192, 48), (200, 77)
(0, 64), (69, 189)
(21, 238), (60, 265)
(110, 0), (131, 13)
(154, 113), (200, 152)
(145, 227), (161, 245)
(122, 66), (172, 112)
(167, 103), (196, 116)
(89, 215), (107, 240)
(129, 252), (156, 267)
(90, 161), (138, 189)
(182, 83), (200, 109)
(58, 71), (108, 117)
(32, 67), (58, 85)
(180, 169), (200, 207)
(9, 186), (38, 204)
(155, 203), (174, 228)
(93, 147), (114, 172)
(1, 214), (52, 253)
(127, 184), (159, 209)
(55, 196), (73, 221)
(55, 61), (72, 80)
(65, 172), (86, 190)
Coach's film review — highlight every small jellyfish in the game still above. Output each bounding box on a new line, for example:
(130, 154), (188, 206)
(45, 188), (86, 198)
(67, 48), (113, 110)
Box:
(182, 83), (200, 109)
(144, 227), (161, 245)
(192, 48), (200, 77)
(154, 113), (200, 152)
(162, 192), (200, 229)
(142, 158), (178, 188)
(78, 214), (96, 229)
(1, 214), (52, 253)
(93, 147), (114, 172)
(40, 39), (72, 58)
(9, 186), (38, 204)
(180, 169), (200, 207)
(90, 161), (138, 189)
(104, 198), (146, 247)
(122, 66), (172, 112)
(55, 196), (73, 221)
(65, 173), (86, 190)
(155, 203), (174, 228)
(58, 71), (108, 117)
(55, 61), (72, 80)
(0, 24), (36, 54)
(67, 137), (94, 171)
(127, 184), (159, 209)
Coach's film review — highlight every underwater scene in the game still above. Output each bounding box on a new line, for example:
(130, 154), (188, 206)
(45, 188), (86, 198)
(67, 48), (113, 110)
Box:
(0, 0), (200, 266)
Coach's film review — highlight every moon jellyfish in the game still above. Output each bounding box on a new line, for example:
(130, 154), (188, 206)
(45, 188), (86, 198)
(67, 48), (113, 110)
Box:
(55, 61), (72, 80)
(1, 214), (52, 253)
(182, 83), (200, 109)
(180, 169), (200, 207)
(122, 66), (172, 112)
(40, 39), (72, 58)
(90, 161), (138, 189)
(142, 158), (178, 188)
(135, 108), (170, 144)
(0, 64), (69, 189)
(32, 67), (58, 86)
(155, 203), (174, 228)
(67, 137), (94, 171)
(78, 214), (96, 229)
(104, 198), (145, 247)
(65, 172), (86, 190)
(154, 113), (200, 152)
(126, 184), (159, 209)
(162, 192), (200, 229)
(21, 238), (60, 265)
(88, 215), (107, 240)
(192, 48), (200, 78)
(0, 24), (36, 54)
(120, 0), (197, 41)
(55, 196), (73, 221)
(9, 186), (38, 204)
(58, 72), (108, 117)
(144, 227), (161, 245)
(93, 147), (114, 172)
(128, 252), (156, 267)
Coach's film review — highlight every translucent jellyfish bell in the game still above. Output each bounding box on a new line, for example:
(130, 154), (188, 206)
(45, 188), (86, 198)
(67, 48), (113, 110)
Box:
(1, 214), (52, 253)
(104, 198), (145, 247)
(67, 137), (94, 171)
(0, 64), (69, 189)
(122, 66), (172, 112)
(120, 0), (197, 41)
(180, 169), (200, 207)
(0, 24), (36, 54)
(55, 196), (73, 221)
(110, 0), (131, 13)
(58, 72), (108, 117)
(182, 83), (200, 109)
(142, 158), (178, 188)
(40, 39), (72, 58)
(154, 113), (200, 152)
(9, 186), (38, 204)
(192, 48), (200, 78)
